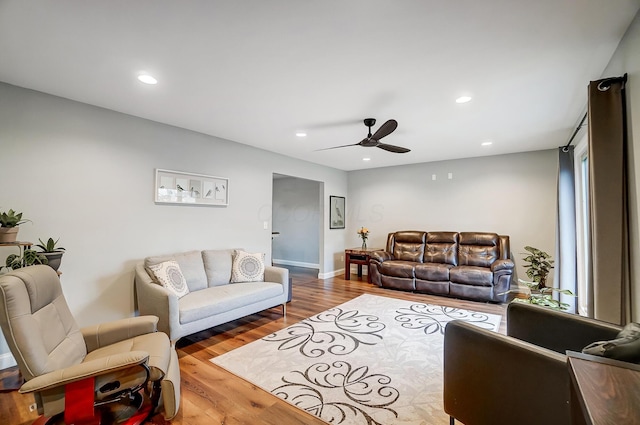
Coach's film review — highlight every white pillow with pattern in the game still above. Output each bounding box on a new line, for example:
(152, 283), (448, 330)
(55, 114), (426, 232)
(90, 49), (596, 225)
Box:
(148, 260), (190, 298)
(231, 250), (265, 283)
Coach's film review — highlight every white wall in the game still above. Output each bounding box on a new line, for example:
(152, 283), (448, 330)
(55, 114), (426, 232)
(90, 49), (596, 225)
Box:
(272, 176), (320, 267)
(601, 10), (640, 320)
(0, 82), (348, 361)
(347, 150), (559, 281)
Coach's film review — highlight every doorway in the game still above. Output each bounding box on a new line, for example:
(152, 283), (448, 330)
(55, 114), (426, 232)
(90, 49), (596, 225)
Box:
(271, 174), (321, 273)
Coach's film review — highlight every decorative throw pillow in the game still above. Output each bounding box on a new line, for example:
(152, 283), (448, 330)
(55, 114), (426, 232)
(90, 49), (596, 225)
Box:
(148, 260), (190, 299)
(582, 322), (640, 363)
(230, 250), (265, 283)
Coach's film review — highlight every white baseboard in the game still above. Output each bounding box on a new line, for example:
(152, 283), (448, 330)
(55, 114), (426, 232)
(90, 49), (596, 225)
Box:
(272, 259), (320, 269)
(0, 352), (17, 370)
(318, 268), (344, 279)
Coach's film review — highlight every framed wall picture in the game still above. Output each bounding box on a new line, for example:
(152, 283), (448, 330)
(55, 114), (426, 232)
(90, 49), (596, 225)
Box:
(155, 169), (229, 206)
(329, 196), (345, 229)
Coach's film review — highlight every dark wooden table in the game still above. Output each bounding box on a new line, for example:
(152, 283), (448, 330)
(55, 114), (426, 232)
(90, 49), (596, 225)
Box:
(344, 247), (380, 282)
(567, 351), (640, 425)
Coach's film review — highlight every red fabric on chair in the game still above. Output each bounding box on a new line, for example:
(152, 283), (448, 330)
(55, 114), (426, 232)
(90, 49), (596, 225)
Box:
(64, 377), (100, 425)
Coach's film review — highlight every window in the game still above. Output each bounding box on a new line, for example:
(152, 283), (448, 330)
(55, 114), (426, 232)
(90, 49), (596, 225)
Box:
(574, 134), (590, 316)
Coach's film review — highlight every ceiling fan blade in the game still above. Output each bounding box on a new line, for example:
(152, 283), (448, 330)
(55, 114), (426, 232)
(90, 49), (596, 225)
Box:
(371, 119), (398, 141)
(377, 143), (410, 153)
(314, 143), (360, 151)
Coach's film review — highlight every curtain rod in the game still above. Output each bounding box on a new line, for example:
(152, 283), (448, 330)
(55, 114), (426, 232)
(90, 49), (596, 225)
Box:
(561, 73), (627, 152)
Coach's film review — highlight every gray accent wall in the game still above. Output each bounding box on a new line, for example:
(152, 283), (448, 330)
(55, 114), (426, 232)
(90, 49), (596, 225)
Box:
(347, 150), (559, 282)
(272, 176), (320, 267)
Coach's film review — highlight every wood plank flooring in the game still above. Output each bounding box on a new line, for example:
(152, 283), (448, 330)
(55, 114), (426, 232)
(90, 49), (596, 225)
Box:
(0, 267), (507, 425)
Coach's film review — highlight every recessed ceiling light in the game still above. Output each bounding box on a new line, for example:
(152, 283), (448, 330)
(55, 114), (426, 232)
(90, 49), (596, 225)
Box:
(295, 132), (307, 137)
(137, 74), (157, 85)
(481, 141), (493, 146)
(456, 96), (472, 104)
(362, 157), (371, 161)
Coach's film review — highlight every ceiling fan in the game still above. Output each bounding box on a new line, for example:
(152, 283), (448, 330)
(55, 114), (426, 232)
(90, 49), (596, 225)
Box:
(317, 118), (410, 153)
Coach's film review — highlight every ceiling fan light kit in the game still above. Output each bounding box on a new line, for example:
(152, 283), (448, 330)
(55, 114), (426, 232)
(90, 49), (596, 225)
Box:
(316, 118), (410, 154)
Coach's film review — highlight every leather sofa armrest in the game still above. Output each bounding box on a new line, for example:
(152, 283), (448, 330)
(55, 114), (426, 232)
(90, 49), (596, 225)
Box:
(135, 264), (180, 341)
(507, 302), (622, 353)
(444, 320), (569, 425)
(20, 351), (149, 394)
(370, 251), (393, 263)
(82, 316), (159, 353)
(490, 258), (514, 272)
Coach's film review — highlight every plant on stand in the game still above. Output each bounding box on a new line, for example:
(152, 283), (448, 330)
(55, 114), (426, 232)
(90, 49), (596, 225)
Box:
(357, 227), (369, 249)
(35, 237), (66, 271)
(3, 248), (48, 271)
(0, 209), (31, 243)
(504, 246), (574, 310)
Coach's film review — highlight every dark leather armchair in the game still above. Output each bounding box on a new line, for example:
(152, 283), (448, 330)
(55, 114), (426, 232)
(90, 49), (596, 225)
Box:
(443, 302), (622, 425)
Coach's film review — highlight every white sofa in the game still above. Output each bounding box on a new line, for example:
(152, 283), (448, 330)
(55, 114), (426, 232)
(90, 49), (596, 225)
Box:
(134, 249), (289, 342)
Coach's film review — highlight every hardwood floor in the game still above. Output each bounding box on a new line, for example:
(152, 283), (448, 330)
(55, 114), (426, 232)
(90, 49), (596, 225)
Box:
(0, 267), (507, 425)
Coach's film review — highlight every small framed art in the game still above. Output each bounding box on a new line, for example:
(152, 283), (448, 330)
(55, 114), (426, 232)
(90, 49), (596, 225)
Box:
(155, 169), (229, 206)
(329, 196), (345, 229)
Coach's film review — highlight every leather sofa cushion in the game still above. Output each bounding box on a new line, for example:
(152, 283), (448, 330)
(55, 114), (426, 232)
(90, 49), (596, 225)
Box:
(450, 265), (493, 286)
(391, 231), (426, 262)
(380, 260), (415, 278)
(393, 231), (426, 244)
(393, 242), (424, 262)
(458, 232), (499, 267)
(425, 232), (458, 265)
(381, 275), (415, 291)
(415, 262), (452, 281)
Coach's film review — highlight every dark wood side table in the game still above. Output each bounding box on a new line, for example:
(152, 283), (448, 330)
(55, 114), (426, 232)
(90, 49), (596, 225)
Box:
(344, 247), (380, 282)
(567, 351), (640, 425)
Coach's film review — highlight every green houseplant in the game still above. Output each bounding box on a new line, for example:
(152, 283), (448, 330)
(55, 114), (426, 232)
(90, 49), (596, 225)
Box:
(3, 248), (48, 271)
(35, 237), (66, 271)
(502, 246), (574, 311)
(0, 209), (31, 243)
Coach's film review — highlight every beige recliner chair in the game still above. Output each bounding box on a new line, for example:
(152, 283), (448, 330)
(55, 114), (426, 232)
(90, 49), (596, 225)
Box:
(0, 265), (180, 423)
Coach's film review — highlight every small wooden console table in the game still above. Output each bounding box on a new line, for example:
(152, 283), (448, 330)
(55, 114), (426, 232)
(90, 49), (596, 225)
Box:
(344, 247), (379, 282)
(567, 351), (640, 425)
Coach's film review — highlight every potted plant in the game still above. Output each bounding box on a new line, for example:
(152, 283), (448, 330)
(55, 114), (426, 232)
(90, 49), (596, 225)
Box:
(502, 246), (574, 311)
(0, 209), (30, 243)
(35, 237), (65, 271)
(3, 248), (48, 271)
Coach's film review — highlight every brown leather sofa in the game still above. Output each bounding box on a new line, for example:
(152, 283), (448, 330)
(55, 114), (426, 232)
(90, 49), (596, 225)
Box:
(443, 302), (621, 425)
(369, 231), (514, 303)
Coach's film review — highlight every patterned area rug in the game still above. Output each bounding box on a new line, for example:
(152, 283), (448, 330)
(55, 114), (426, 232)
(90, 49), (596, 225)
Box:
(211, 294), (501, 425)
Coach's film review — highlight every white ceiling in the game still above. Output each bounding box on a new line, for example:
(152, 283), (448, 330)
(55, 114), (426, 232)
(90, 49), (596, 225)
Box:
(1, 1), (639, 171)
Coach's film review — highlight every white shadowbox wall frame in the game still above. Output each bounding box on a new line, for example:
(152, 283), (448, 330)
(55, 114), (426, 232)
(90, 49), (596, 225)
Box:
(155, 169), (229, 206)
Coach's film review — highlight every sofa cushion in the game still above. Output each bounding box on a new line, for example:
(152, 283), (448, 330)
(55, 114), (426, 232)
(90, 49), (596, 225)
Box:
(202, 249), (235, 287)
(148, 260), (190, 299)
(415, 262), (453, 281)
(392, 231), (426, 262)
(450, 266), (493, 287)
(458, 232), (499, 268)
(424, 232), (459, 266)
(231, 250), (265, 283)
(393, 242), (424, 262)
(178, 282), (283, 324)
(145, 250), (207, 292)
(380, 260), (415, 278)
